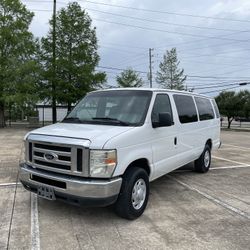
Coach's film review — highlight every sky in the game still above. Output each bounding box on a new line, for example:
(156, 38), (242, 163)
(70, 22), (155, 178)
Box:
(21, 0), (250, 96)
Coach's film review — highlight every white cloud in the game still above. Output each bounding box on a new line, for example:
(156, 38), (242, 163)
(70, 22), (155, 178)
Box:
(20, 0), (250, 95)
(209, 0), (250, 17)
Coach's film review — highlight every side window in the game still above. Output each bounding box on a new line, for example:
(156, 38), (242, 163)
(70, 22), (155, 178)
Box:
(211, 99), (220, 118)
(151, 94), (173, 123)
(173, 94), (198, 123)
(195, 97), (214, 120)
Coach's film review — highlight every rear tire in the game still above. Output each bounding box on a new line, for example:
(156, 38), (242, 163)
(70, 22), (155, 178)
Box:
(114, 167), (149, 220)
(194, 144), (211, 173)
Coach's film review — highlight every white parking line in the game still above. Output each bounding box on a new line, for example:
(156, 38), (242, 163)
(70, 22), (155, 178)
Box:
(219, 147), (248, 152)
(0, 182), (21, 187)
(168, 175), (250, 220)
(173, 164), (250, 173)
(213, 156), (249, 166)
(210, 165), (250, 170)
(223, 144), (250, 150)
(31, 193), (40, 250)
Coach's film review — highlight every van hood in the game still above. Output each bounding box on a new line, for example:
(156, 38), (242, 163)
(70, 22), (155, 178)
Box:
(27, 123), (134, 148)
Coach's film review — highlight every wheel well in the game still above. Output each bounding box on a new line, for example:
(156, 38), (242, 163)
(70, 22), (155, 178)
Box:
(206, 139), (212, 149)
(125, 158), (151, 177)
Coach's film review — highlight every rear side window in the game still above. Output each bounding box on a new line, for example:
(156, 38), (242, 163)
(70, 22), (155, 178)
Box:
(173, 95), (198, 123)
(152, 94), (173, 123)
(195, 97), (214, 120)
(211, 99), (220, 118)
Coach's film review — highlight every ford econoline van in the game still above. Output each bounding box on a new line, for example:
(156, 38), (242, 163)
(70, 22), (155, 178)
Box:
(20, 88), (220, 219)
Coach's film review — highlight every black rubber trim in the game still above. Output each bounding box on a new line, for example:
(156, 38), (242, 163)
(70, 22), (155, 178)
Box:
(77, 148), (83, 172)
(29, 143), (33, 162)
(30, 174), (66, 189)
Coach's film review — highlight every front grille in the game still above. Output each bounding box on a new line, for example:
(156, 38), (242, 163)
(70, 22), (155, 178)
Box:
(34, 160), (71, 170)
(34, 143), (71, 152)
(58, 155), (71, 161)
(26, 136), (89, 177)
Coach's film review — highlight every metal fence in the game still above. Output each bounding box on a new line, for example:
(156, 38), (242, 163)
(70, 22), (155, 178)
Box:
(5, 104), (70, 128)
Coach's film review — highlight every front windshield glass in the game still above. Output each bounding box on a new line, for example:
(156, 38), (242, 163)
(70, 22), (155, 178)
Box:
(62, 90), (152, 126)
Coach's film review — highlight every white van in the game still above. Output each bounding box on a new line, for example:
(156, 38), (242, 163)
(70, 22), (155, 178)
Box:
(20, 88), (220, 219)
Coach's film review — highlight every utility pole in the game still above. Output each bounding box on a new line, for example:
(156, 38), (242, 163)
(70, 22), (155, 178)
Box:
(149, 48), (153, 88)
(52, 0), (57, 123)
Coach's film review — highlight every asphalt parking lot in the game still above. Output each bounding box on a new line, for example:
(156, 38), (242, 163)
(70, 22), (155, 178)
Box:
(0, 128), (249, 250)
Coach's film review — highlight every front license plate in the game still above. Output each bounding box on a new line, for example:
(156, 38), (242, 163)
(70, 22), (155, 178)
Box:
(37, 186), (56, 200)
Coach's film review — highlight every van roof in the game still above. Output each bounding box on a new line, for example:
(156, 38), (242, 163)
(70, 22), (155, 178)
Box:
(93, 87), (213, 99)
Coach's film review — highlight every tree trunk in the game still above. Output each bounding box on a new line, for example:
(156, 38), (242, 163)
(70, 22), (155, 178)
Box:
(0, 102), (5, 128)
(67, 102), (71, 112)
(68, 42), (72, 113)
(227, 117), (233, 129)
(52, 95), (57, 123)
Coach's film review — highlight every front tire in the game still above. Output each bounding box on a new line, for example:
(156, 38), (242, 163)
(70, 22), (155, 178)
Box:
(194, 144), (211, 173)
(114, 167), (149, 220)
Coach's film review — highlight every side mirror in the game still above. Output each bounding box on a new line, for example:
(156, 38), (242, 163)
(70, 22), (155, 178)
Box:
(153, 112), (173, 128)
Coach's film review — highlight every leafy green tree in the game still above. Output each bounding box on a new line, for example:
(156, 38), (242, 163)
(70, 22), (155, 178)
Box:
(0, 0), (39, 127)
(156, 48), (186, 90)
(244, 93), (250, 118)
(237, 90), (250, 119)
(215, 91), (245, 129)
(41, 2), (106, 115)
(116, 68), (143, 87)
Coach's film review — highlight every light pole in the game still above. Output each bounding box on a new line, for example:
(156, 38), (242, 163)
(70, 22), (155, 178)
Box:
(52, 0), (57, 123)
(149, 48), (153, 88)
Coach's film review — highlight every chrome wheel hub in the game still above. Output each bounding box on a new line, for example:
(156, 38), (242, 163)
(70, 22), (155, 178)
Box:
(204, 150), (210, 168)
(131, 179), (146, 210)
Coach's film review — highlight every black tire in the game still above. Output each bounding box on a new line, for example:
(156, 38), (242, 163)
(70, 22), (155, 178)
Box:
(194, 144), (211, 173)
(114, 167), (149, 220)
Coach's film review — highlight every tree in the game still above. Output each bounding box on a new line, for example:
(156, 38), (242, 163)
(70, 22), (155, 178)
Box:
(0, 0), (39, 127)
(237, 90), (250, 119)
(244, 94), (250, 119)
(41, 2), (106, 116)
(156, 48), (186, 90)
(116, 68), (143, 87)
(215, 91), (245, 129)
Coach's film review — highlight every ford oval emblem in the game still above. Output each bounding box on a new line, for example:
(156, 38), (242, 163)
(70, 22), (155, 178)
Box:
(44, 153), (57, 161)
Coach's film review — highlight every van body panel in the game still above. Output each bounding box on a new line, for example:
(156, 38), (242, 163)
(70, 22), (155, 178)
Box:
(19, 88), (221, 208)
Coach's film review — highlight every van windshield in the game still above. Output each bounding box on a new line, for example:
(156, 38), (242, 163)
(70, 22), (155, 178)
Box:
(62, 90), (152, 126)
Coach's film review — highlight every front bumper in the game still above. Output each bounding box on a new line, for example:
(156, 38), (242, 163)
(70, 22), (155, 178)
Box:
(19, 163), (122, 207)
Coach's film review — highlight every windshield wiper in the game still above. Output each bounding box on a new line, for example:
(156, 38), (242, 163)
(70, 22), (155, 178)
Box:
(62, 116), (131, 126)
(92, 117), (131, 126)
(62, 117), (82, 123)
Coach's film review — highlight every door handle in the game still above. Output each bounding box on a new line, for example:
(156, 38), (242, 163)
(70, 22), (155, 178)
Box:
(174, 137), (177, 145)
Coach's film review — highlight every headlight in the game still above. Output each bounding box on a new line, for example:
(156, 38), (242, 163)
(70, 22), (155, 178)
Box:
(89, 150), (117, 178)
